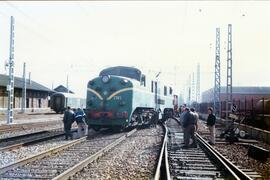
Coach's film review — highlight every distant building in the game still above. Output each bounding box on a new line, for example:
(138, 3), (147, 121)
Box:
(0, 74), (53, 113)
(202, 86), (270, 103)
(54, 85), (74, 94)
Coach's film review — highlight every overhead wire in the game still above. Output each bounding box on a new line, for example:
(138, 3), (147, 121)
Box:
(2, 2), (52, 43)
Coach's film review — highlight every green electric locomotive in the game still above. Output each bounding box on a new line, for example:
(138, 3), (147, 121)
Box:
(86, 66), (174, 131)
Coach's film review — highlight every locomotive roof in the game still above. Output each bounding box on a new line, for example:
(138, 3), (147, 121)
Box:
(99, 66), (142, 81)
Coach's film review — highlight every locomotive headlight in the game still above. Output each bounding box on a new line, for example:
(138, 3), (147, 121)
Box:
(102, 75), (110, 83)
(120, 79), (128, 85)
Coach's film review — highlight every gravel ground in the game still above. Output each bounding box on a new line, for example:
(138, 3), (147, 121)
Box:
(0, 136), (71, 168)
(0, 130), (126, 179)
(0, 123), (65, 139)
(215, 144), (270, 179)
(197, 119), (270, 179)
(0, 112), (64, 139)
(71, 126), (163, 180)
(0, 112), (62, 125)
(0, 109), (57, 118)
(0, 116), (62, 125)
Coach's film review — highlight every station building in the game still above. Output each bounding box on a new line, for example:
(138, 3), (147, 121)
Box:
(53, 85), (74, 94)
(0, 74), (53, 113)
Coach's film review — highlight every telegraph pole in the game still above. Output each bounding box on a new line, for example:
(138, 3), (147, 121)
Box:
(173, 65), (178, 93)
(214, 28), (221, 117)
(7, 16), (15, 124)
(66, 74), (69, 93)
(187, 74), (191, 106)
(191, 72), (195, 103)
(196, 63), (200, 109)
(21, 62), (26, 113)
(28, 72), (31, 84)
(226, 24), (233, 120)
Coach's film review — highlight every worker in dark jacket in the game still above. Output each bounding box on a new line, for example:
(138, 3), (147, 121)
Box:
(63, 106), (75, 140)
(190, 108), (198, 147)
(182, 107), (196, 148)
(75, 108), (87, 138)
(207, 107), (216, 145)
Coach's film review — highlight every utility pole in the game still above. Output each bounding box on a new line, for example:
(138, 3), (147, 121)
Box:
(188, 87), (191, 106)
(28, 72), (31, 84)
(214, 28), (221, 117)
(7, 16), (15, 124)
(191, 72), (195, 103)
(174, 65), (178, 91)
(21, 62), (26, 113)
(188, 74), (191, 106)
(196, 63), (200, 108)
(226, 24), (233, 120)
(66, 74), (69, 93)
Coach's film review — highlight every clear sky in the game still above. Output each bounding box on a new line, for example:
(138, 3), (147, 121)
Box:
(0, 1), (269, 101)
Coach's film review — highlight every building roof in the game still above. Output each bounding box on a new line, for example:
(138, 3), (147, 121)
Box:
(0, 74), (52, 92)
(54, 85), (74, 94)
(51, 92), (82, 99)
(205, 86), (270, 95)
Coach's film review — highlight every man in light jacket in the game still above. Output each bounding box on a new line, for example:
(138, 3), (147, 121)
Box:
(75, 108), (87, 138)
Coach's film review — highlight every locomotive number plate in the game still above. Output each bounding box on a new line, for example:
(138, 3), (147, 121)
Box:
(113, 96), (122, 100)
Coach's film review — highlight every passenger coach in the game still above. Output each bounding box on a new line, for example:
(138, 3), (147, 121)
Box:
(50, 92), (86, 113)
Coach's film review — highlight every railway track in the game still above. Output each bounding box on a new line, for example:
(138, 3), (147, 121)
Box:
(0, 120), (62, 134)
(156, 118), (253, 180)
(0, 128), (137, 179)
(198, 120), (263, 179)
(0, 129), (77, 151)
(69, 126), (163, 179)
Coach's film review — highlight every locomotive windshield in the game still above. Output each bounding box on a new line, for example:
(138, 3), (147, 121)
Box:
(99, 66), (142, 81)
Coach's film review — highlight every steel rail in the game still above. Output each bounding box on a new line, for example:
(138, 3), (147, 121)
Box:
(0, 120), (62, 133)
(196, 133), (252, 180)
(158, 118), (252, 180)
(174, 117), (250, 180)
(196, 133), (241, 180)
(52, 128), (137, 180)
(0, 130), (48, 142)
(164, 133), (170, 180)
(153, 124), (167, 180)
(0, 137), (86, 174)
(0, 129), (77, 151)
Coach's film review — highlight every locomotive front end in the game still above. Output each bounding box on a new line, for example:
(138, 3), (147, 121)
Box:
(86, 75), (133, 130)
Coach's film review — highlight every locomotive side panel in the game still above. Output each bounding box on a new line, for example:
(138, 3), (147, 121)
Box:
(132, 81), (174, 119)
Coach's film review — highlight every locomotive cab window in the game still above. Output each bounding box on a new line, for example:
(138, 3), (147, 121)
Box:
(169, 87), (173, 95)
(164, 86), (167, 96)
(141, 75), (146, 87)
